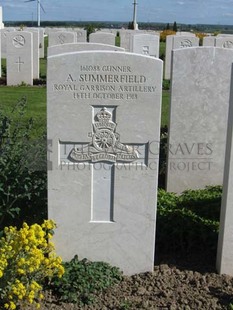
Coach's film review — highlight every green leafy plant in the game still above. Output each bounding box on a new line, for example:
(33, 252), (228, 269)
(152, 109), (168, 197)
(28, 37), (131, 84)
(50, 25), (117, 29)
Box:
(0, 96), (47, 232)
(49, 255), (123, 305)
(156, 187), (221, 257)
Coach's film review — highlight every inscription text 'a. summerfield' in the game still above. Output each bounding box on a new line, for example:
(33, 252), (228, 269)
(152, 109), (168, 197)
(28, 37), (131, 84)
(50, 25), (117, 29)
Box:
(52, 65), (157, 101)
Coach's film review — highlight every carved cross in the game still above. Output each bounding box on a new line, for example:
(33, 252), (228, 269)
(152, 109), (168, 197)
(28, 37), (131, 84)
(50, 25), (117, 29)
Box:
(15, 57), (24, 72)
(60, 106), (147, 222)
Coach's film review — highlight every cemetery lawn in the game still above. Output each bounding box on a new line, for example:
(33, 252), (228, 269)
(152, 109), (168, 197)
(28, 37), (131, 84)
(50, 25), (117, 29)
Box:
(0, 86), (46, 138)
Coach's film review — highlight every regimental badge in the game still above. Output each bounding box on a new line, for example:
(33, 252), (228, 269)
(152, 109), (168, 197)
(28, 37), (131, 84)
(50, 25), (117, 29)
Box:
(69, 107), (139, 163)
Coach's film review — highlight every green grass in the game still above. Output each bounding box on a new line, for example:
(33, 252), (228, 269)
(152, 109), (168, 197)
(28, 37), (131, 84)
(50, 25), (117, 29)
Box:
(159, 41), (166, 60)
(40, 58), (47, 79)
(161, 90), (170, 128)
(0, 86), (46, 138)
(115, 36), (120, 47)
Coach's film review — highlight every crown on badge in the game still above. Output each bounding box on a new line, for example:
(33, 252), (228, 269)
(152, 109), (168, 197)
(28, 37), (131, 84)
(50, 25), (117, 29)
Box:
(96, 108), (112, 122)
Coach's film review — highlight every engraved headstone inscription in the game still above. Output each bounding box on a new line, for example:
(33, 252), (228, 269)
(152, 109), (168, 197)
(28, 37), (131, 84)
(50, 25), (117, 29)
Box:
(47, 51), (162, 275)
(7, 31), (33, 86)
(166, 47), (233, 193)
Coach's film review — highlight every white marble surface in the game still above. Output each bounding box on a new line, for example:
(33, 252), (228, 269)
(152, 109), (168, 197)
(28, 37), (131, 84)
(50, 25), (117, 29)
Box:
(166, 47), (233, 193)
(48, 31), (76, 47)
(165, 35), (199, 80)
(217, 65), (233, 276)
(7, 31), (33, 85)
(47, 51), (162, 275)
(89, 32), (116, 46)
(131, 33), (160, 58)
(48, 43), (124, 57)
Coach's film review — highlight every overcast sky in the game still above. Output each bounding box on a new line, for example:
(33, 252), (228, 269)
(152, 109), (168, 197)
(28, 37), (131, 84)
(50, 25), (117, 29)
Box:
(1, 0), (233, 25)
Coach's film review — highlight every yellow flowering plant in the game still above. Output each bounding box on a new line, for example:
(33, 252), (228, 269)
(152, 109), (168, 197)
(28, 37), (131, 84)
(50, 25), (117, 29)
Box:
(0, 220), (64, 309)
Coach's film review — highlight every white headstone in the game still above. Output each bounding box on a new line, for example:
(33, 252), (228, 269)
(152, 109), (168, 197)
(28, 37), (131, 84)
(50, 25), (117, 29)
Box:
(217, 34), (233, 37)
(119, 29), (142, 52)
(1, 28), (15, 58)
(217, 66), (233, 276)
(47, 51), (162, 275)
(203, 36), (216, 47)
(0, 7), (3, 29)
(48, 31), (76, 47)
(39, 28), (45, 58)
(26, 29), (39, 79)
(47, 43), (124, 57)
(165, 35), (199, 80)
(216, 37), (233, 49)
(89, 32), (116, 46)
(7, 31), (33, 86)
(166, 47), (233, 193)
(164, 35), (175, 80)
(131, 33), (160, 57)
(75, 29), (87, 42)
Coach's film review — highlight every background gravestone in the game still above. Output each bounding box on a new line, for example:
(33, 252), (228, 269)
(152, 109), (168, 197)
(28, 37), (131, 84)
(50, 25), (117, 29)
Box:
(75, 29), (87, 42)
(48, 31), (76, 47)
(39, 28), (45, 58)
(89, 32), (116, 46)
(26, 29), (39, 79)
(7, 31), (33, 86)
(164, 34), (175, 80)
(47, 43), (124, 57)
(0, 6), (3, 29)
(119, 29), (142, 52)
(165, 35), (199, 80)
(166, 47), (233, 193)
(203, 36), (216, 47)
(47, 51), (162, 275)
(131, 33), (160, 57)
(217, 66), (233, 276)
(1, 28), (15, 58)
(215, 37), (233, 49)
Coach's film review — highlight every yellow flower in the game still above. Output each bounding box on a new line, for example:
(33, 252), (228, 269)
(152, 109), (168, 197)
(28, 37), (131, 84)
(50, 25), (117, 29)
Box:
(9, 302), (16, 310)
(1, 219), (63, 309)
(17, 268), (25, 275)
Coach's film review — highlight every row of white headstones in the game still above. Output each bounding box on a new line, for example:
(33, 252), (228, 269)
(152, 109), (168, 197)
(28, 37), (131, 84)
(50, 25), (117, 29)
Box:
(1, 28), (163, 86)
(46, 41), (233, 276)
(2, 27), (233, 275)
(2, 27), (233, 85)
